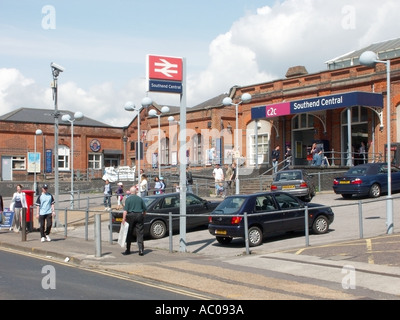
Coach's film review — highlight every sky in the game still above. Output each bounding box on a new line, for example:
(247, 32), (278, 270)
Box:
(1, 0), (400, 127)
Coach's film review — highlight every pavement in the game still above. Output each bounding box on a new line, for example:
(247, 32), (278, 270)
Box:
(1, 194), (400, 300)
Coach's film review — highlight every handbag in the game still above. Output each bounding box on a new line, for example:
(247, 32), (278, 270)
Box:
(117, 222), (129, 247)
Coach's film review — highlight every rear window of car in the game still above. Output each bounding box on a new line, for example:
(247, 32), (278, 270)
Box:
(275, 171), (301, 181)
(213, 197), (246, 215)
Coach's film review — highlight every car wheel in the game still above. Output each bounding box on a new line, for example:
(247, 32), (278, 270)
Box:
(312, 215), (329, 234)
(248, 226), (263, 247)
(149, 220), (167, 239)
(369, 183), (381, 198)
(216, 236), (232, 245)
(341, 194), (352, 199)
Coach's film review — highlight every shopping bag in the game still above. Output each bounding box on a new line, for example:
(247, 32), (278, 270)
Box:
(118, 222), (129, 247)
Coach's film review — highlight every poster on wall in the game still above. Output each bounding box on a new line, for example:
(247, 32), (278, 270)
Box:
(27, 152), (41, 173)
(45, 149), (52, 173)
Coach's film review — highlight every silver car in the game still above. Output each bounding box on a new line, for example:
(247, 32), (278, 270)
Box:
(270, 169), (316, 202)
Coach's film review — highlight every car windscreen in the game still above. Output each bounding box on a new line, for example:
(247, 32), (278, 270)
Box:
(275, 171), (301, 181)
(142, 197), (158, 207)
(213, 197), (246, 215)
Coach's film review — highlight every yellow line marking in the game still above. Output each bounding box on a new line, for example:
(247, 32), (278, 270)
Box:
(365, 238), (375, 264)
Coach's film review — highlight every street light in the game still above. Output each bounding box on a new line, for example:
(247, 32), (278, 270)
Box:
(34, 129), (43, 196)
(360, 50), (393, 234)
(62, 111), (84, 209)
(149, 106), (170, 178)
(222, 93), (252, 194)
(51, 62), (64, 227)
(125, 97), (153, 183)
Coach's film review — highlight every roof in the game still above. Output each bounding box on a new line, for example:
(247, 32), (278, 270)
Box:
(325, 38), (400, 70)
(0, 108), (113, 127)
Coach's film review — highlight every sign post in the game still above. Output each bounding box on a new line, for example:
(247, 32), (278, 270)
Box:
(147, 54), (187, 252)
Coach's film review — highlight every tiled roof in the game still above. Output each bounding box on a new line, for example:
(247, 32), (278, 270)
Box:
(0, 108), (114, 127)
(326, 38), (400, 70)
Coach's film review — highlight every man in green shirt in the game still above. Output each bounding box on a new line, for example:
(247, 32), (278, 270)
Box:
(122, 186), (147, 256)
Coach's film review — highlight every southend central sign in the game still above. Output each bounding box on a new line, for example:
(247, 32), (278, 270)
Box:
(251, 91), (383, 120)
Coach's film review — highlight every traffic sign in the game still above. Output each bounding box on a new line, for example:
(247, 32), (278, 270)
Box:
(147, 54), (183, 81)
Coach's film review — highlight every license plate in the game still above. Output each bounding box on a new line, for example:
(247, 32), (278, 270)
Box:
(339, 181), (350, 184)
(282, 185), (295, 189)
(116, 217), (122, 222)
(215, 230), (227, 235)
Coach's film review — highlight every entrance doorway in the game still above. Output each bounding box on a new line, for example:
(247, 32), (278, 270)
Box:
(341, 107), (369, 166)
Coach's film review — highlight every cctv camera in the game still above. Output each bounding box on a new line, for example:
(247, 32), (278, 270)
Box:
(50, 62), (65, 72)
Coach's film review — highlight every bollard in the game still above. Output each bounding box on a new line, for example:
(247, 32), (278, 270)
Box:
(358, 200), (364, 239)
(304, 206), (310, 247)
(243, 212), (250, 255)
(169, 212), (173, 253)
(94, 214), (102, 257)
(21, 208), (27, 241)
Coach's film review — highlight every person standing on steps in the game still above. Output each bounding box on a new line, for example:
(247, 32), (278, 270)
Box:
(271, 145), (280, 174)
(122, 186), (147, 256)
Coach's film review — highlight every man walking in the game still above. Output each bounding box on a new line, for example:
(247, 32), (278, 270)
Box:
(121, 186), (147, 256)
(35, 184), (55, 243)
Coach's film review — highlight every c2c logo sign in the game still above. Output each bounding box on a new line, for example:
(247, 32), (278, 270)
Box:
(266, 107), (277, 117)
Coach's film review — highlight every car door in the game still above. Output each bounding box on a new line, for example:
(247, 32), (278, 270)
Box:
(185, 194), (210, 227)
(156, 195), (181, 230)
(254, 195), (285, 233)
(273, 192), (305, 231)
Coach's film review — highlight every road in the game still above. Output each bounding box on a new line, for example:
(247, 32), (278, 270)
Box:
(0, 248), (215, 300)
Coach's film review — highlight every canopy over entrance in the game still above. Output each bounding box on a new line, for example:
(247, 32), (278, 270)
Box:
(251, 91), (383, 120)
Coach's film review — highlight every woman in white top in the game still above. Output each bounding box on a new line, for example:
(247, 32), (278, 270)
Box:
(139, 174), (148, 197)
(10, 184), (28, 232)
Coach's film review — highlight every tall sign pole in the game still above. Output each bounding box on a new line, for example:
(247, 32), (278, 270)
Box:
(146, 54), (186, 251)
(179, 58), (187, 252)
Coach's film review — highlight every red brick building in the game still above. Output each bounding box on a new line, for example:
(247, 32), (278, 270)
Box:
(2, 39), (400, 184)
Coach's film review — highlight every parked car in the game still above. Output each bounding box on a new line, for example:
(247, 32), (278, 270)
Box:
(333, 163), (400, 199)
(270, 169), (316, 202)
(208, 191), (334, 247)
(110, 192), (221, 239)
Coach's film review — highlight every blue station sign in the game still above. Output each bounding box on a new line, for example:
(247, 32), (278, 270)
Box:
(252, 91), (383, 120)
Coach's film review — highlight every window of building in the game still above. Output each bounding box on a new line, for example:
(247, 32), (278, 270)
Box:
(12, 156), (26, 170)
(293, 114), (314, 130)
(194, 133), (202, 165)
(58, 145), (69, 171)
(249, 133), (269, 165)
(88, 153), (102, 169)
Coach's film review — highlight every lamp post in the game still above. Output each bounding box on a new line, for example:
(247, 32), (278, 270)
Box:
(148, 106), (170, 178)
(34, 129), (43, 196)
(360, 50), (393, 234)
(125, 97), (153, 183)
(50, 62), (64, 227)
(62, 111), (84, 209)
(222, 93), (252, 194)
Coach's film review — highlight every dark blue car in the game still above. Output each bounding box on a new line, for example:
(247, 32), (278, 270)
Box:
(208, 191), (334, 247)
(333, 163), (400, 199)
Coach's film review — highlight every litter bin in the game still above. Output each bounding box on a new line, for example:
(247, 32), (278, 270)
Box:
(22, 190), (35, 232)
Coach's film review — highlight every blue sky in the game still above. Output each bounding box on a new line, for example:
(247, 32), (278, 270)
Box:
(1, 0), (400, 126)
